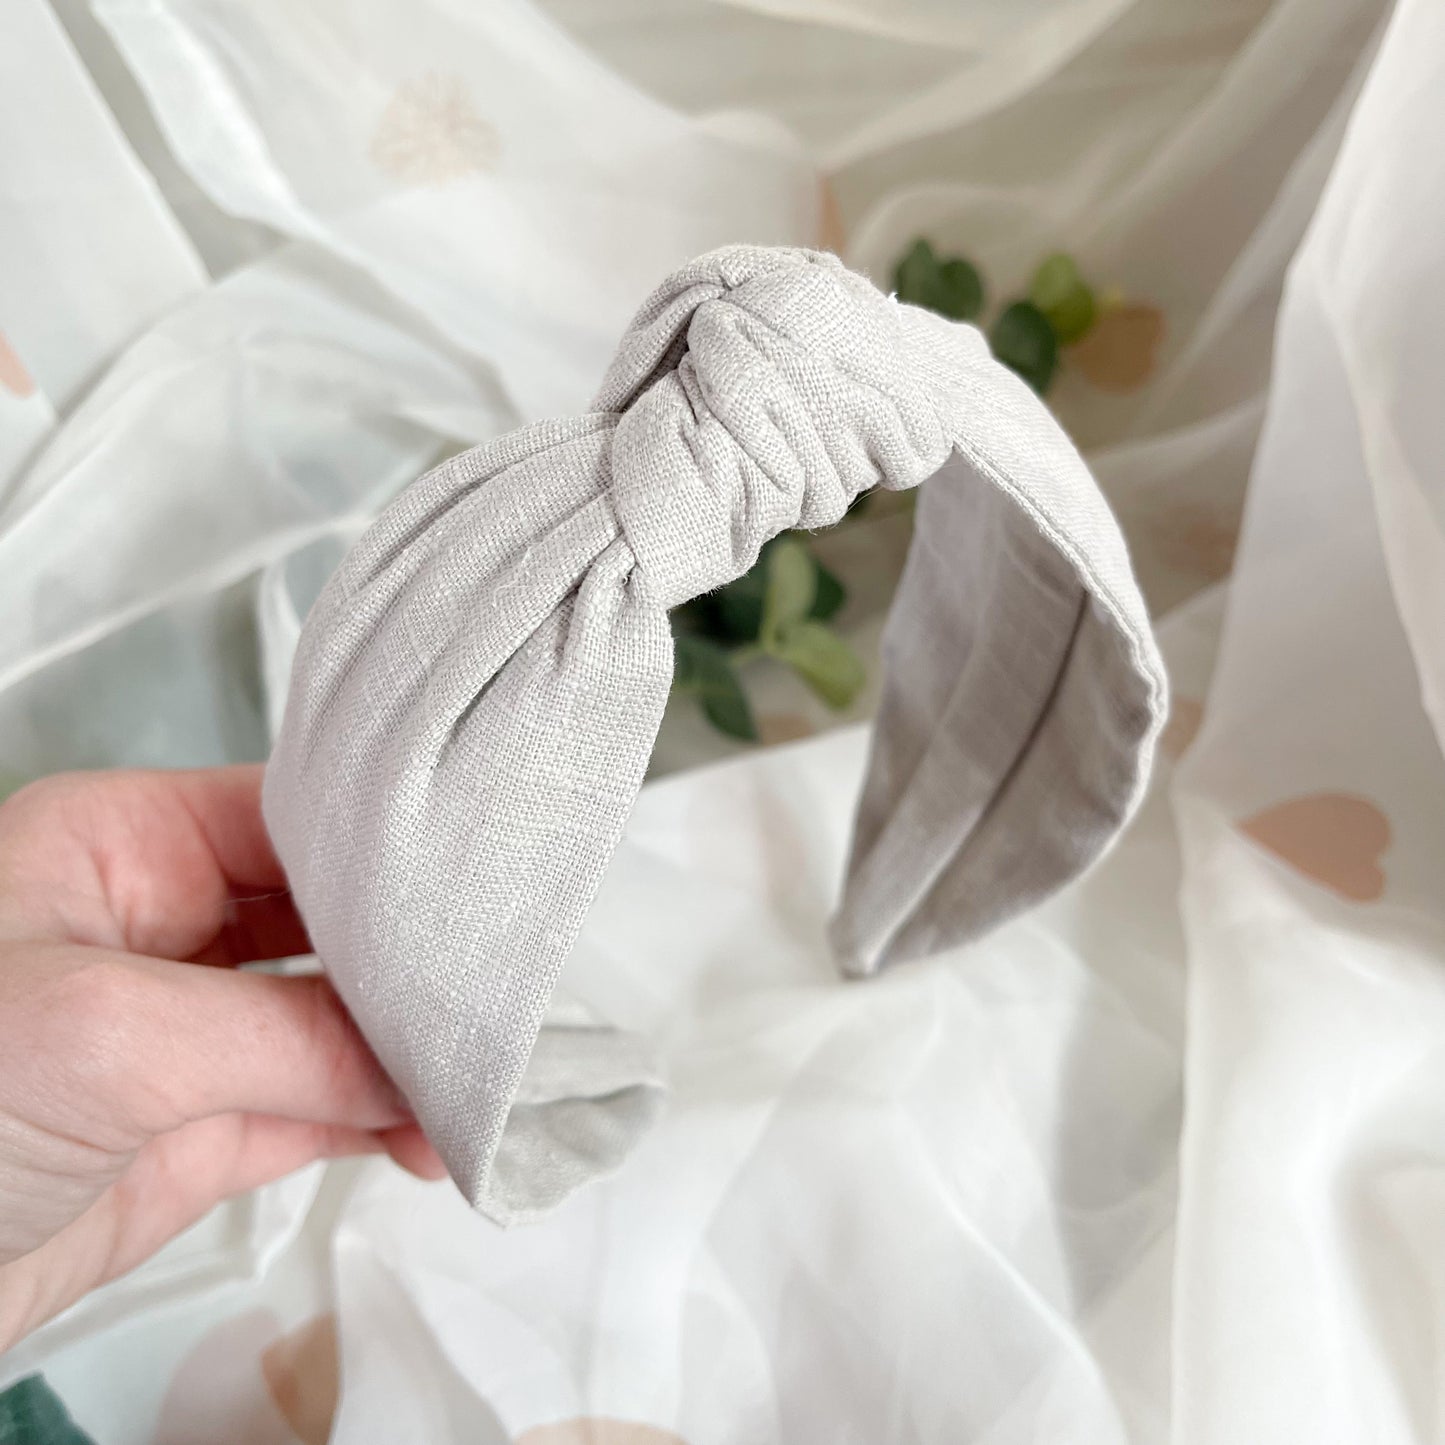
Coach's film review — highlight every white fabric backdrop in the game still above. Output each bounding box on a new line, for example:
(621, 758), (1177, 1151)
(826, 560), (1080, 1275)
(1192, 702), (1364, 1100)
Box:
(6, 0), (1445, 1439)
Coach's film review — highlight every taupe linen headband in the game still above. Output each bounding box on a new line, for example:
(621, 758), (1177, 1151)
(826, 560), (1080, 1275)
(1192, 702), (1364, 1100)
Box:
(264, 246), (1166, 1221)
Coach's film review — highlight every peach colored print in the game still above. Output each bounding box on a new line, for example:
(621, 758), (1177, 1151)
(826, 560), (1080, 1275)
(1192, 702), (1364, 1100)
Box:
(817, 176), (847, 256)
(1160, 697), (1203, 760)
(1148, 504), (1239, 585)
(261, 1312), (341, 1445)
(1069, 303), (1164, 393)
(1239, 792), (1391, 902)
(757, 710), (815, 746)
(153, 1310), (293, 1445)
(0, 332), (35, 399)
(516, 1424), (688, 1445)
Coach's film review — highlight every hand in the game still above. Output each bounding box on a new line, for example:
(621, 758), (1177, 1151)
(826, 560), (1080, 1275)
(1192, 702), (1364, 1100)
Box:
(0, 766), (444, 1349)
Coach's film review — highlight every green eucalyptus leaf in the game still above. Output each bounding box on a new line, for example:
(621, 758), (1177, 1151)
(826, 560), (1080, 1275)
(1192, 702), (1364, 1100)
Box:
(672, 558), (768, 645)
(672, 634), (758, 741)
(0, 1376), (97, 1445)
(670, 596), (717, 637)
(761, 537), (817, 643)
(893, 238), (984, 322)
(773, 621), (866, 710)
(893, 238), (940, 299)
(672, 632), (725, 692)
(670, 535), (844, 647)
(1029, 253), (1097, 345)
(933, 257), (985, 321)
(702, 682), (757, 741)
(712, 581), (766, 642)
(810, 558), (846, 622)
(989, 301), (1059, 394)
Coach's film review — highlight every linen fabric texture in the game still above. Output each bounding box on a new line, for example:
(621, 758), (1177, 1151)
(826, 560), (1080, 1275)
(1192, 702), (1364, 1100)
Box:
(263, 246), (1166, 1222)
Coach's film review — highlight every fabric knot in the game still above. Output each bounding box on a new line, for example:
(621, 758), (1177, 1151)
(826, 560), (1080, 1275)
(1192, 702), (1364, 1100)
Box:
(263, 243), (1166, 1223)
(596, 246), (957, 608)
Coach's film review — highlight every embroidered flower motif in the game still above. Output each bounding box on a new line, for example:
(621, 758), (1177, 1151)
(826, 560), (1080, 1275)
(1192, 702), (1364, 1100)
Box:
(370, 72), (500, 185)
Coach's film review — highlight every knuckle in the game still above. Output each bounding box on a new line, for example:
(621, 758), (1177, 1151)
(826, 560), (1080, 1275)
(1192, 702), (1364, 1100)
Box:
(304, 976), (361, 1066)
(0, 773), (88, 835)
(0, 769), (153, 841)
(34, 956), (150, 1090)
(33, 955), (185, 1138)
(299, 975), (386, 1099)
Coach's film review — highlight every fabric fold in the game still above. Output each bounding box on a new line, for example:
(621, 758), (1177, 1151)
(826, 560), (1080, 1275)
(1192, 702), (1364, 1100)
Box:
(264, 245), (1164, 1220)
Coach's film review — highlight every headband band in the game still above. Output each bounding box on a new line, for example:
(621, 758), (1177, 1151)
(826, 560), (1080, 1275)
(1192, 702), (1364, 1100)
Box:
(264, 246), (1166, 1220)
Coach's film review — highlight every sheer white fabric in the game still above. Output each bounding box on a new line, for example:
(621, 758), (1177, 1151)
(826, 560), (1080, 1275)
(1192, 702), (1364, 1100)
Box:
(9, 0), (1444, 1440)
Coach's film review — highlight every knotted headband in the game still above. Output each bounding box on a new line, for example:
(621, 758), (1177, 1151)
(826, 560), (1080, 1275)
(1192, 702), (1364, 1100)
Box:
(264, 246), (1166, 1222)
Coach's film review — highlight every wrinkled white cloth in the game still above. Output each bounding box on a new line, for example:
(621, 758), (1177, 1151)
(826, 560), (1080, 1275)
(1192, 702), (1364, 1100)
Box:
(14, 0), (1445, 1439)
(264, 245), (1163, 1218)
(1170, 0), (1445, 1433)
